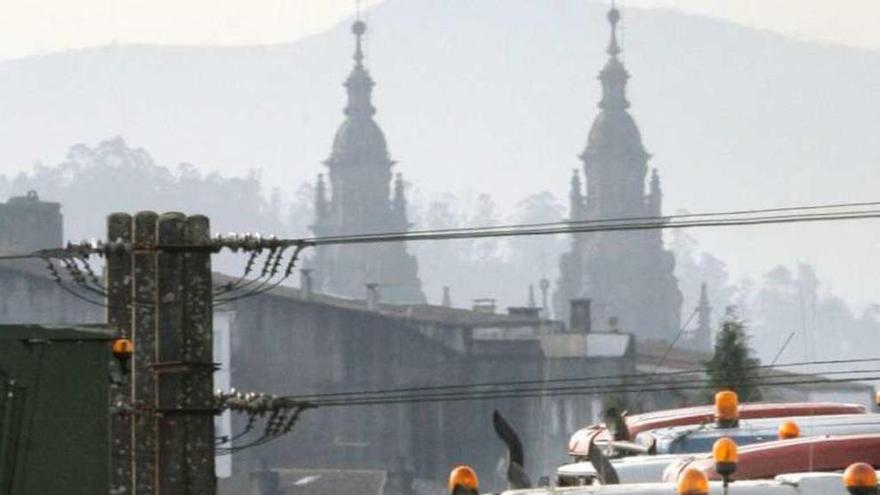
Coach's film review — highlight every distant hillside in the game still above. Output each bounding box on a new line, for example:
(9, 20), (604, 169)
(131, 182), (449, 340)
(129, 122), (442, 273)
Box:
(0, 0), (878, 306)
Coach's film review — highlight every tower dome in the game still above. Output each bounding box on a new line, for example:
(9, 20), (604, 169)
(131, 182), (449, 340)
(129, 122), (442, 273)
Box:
(585, 111), (646, 158)
(331, 117), (389, 161)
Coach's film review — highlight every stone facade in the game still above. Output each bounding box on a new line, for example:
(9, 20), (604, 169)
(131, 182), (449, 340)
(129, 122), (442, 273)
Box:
(0, 191), (63, 253)
(308, 20), (425, 304)
(555, 7), (682, 341)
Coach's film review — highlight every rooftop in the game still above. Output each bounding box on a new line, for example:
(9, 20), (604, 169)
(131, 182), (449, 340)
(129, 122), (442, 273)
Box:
(215, 272), (560, 328)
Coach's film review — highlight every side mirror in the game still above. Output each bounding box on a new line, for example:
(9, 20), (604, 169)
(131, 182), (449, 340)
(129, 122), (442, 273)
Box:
(604, 407), (630, 441)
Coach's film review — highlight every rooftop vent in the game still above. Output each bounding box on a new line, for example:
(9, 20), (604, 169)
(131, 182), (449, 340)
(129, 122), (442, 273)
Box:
(569, 299), (592, 333)
(472, 298), (496, 314)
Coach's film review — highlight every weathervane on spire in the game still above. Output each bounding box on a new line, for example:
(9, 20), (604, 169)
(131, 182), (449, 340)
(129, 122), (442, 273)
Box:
(343, 9), (375, 118)
(351, 0), (366, 66)
(607, 2), (621, 58)
(352, 19), (366, 66)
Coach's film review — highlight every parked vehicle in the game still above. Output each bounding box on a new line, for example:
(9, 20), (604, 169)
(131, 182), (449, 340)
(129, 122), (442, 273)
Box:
(453, 399), (879, 495)
(663, 434), (880, 482)
(569, 393), (867, 459)
(450, 468), (876, 495)
(640, 413), (880, 455)
(557, 415), (880, 486)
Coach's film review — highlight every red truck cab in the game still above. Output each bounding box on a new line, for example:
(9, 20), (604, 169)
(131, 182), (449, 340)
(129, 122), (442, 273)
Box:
(569, 400), (867, 458)
(664, 433), (880, 482)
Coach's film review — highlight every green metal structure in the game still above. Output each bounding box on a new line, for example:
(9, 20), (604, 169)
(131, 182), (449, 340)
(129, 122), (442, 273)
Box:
(0, 324), (115, 495)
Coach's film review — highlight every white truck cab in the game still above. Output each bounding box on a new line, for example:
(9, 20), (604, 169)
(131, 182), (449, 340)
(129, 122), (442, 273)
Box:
(556, 455), (692, 486)
(490, 472), (859, 495)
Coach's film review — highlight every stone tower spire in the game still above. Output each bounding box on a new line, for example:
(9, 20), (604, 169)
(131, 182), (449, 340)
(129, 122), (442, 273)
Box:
(555, 5), (681, 340)
(599, 6), (630, 111)
(307, 19), (425, 303)
(689, 283), (713, 352)
(527, 284), (537, 308)
(344, 20), (376, 119)
(580, 6), (648, 222)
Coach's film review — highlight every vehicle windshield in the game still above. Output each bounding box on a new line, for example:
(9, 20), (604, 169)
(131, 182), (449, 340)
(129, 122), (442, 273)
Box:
(645, 414), (880, 454)
(659, 432), (774, 454)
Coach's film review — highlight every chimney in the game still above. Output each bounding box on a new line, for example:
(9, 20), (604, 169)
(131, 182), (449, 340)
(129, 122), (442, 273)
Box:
(472, 298), (496, 314)
(569, 299), (592, 333)
(365, 283), (381, 311)
(300, 269), (313, 299)
(539, 278), (550, 317)
(442, 286), (452, 307)
(608, 316), (620, 333)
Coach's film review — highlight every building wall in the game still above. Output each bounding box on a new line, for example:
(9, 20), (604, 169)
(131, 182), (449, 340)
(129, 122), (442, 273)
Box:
(0, 191), (63, 253)
(226, 294), (551, 494)
(0, 263), (549, 492)
(0, 264), (102, 324)
(539, 357), (635, 474)
(0, 263), (631, 493)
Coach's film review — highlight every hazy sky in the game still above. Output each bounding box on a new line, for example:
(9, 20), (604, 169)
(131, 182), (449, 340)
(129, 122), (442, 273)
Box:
(0, 0), (877, 61)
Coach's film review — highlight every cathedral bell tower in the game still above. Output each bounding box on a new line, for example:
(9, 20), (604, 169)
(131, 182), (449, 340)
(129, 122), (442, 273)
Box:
(555, 6), (682, 340)
(308, 20), (425, 303)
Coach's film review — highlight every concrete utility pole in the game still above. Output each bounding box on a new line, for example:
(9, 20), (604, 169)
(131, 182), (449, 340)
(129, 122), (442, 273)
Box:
(134, 211), (159, 494)
(107, 211), (216, 495)
(107, 213), (133, 494)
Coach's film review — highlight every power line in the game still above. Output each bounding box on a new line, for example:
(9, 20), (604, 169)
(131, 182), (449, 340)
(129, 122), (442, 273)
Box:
(306, 372), (870, 406)
(305, 373), (880, 408)
(302, 199), (880, 245)
(651, 307), (698, 375)
(747, 331), (796, 402)
(302, 208), (880, 246)
(1, 200), (879, 262)
(207, 371), (880, 453)
(2, 200), (879, 310)
(208, 361), (880, 452)
(280, 357), (880, 402)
